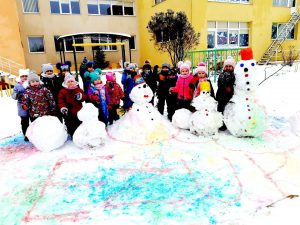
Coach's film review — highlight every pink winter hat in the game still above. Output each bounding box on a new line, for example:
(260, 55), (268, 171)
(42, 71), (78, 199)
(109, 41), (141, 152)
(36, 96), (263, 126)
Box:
(223, 56), (236, 69)
(194, 62), (207, 74)
(178, 61), (191, 72)
(106, 71), (115, 82)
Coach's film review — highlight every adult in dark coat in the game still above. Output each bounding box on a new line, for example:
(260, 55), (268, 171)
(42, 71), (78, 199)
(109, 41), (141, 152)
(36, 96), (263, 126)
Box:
(141, 62), (157, 105)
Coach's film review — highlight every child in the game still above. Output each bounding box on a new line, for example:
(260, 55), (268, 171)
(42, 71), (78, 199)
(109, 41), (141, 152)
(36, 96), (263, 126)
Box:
(88, 75), (110, 125)
(121, 63), (138, 110)
(170, 61), (193, 111)
(156, 63), (178, 120)
(141, 60), (157, 105)
(12, 69), (30, 141)
(216, 56), (236, 131)
(105, 71), (124, 125)
(83, 61), (102, 94)
(57, 74), (87, 137)
(22, 72), (56, 121)
(189, 62), (215, 98)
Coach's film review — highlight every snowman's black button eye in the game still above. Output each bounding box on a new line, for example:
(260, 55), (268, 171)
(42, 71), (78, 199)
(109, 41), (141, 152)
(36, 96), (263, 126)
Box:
(143, 84), (147, 88)
(138, 86), (141, 89)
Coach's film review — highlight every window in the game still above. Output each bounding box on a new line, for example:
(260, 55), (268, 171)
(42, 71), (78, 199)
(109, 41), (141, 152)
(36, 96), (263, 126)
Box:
(50, 0), (80, 14)
(55, 36), (84, 52)
(272, 23), (295, 40)
(91, 35), (117, 51)
(129, 36), (136, 50)
(28, 37), (45, 53)
(87, 0), (134, 16)
(208, 0), (250, 3)
(54, 36), (61, 52)
(273, 0), (295, 7)
(22, 0), (39, 13)
(207, 21), (249, 49)
(155, 0), (165, 4)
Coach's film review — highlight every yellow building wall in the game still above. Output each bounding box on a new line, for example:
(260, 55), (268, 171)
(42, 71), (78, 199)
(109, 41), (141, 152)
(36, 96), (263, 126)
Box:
(137, 0), (300, 66)
(0, 0), (26, 67)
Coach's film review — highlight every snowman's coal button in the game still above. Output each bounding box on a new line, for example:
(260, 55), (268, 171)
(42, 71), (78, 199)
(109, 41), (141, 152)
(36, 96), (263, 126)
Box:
(151, 118), (154, 120)
(206, 114), (208, 116)
(244, 68), (248, 72)
(149, 111), (151, 113)
(246, 98), (249, 100)
(248, 109), (251, 111)
(137, 109), (139, 111)
(246, 81), (250, 85)
(248, 116), (251, 120)
(247, 88), (250, 91)
(245, 74), (249, 77)
(247, 105), (250, 107)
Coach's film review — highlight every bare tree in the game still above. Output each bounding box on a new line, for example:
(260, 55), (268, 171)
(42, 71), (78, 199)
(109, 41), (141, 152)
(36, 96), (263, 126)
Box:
(282, 45), (299, 66)
(147, 10), (200, 67)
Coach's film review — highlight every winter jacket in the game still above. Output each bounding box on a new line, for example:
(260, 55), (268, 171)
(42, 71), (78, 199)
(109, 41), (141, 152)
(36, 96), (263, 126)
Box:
(216, 71), (235, 112)
(121, 70), (136, 109)
(189, 75), (215, 98)
(40, 74), (64, 101)
(22, 85), (56, 118)
(57, 87), (87, 116)
(141, 70), (157, 93)
(105, 81), (124, 106)
(12, 81), (29, 117)
(156, 70), (177, 98)
(171, 74), (193, 100)
(84, 68), (102, 82)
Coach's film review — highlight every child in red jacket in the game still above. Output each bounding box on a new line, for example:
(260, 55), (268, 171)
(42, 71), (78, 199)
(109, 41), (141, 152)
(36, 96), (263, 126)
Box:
(105, 71), (124, 125)
(57, 74), (87, 137)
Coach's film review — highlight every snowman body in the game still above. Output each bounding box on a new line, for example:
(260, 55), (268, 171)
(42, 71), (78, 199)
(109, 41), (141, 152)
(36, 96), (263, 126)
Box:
(223, 52), (266, 137)
(73, 103), (107, 148)
(189, 91), (223, 136)
(109, 81), (176, 144)
(172, 108), (193, 130)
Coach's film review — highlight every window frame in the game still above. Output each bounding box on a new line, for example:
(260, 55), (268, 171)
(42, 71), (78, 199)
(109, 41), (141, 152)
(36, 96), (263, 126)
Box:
(154, 0), (165, 4)
(207, 0), (251, 4)
(21, 0), (39, 13)
(272, 23), (295, 40)
(64, 36), (85, 52)
(87, 0), (135, 16)
(50, 0), (80, 15)
(28, 36), (45, 54)
(91, 35), (118, 51)
(207, 21), (250, 49)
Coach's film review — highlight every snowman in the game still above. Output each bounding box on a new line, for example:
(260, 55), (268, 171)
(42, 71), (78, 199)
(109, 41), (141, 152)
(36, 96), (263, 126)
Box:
(223, 48), (266, 137)
(189, 81), (223, 136)
(108, 74), (176, 144)
(73, 103), (107, 148)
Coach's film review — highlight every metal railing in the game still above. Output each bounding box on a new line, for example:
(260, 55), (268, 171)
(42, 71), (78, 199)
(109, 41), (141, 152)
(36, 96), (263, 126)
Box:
(0, 56), (24, 76)
(185, 48), (241, 82)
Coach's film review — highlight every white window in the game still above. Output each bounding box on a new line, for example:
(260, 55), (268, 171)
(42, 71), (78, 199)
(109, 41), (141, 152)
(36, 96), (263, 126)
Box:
(87, 0), (134, 16)
(208, 0), (250, 3)
(50, 0), (80, 14)
(64, 36), (84, 52)
(273, 0), (295, 7)
(91, 35), (117, 51)
(272, 23), (295, 39)
(22, 0), (39, 13)
(207, 21), (250, 49)
(28, 37), (45, 53)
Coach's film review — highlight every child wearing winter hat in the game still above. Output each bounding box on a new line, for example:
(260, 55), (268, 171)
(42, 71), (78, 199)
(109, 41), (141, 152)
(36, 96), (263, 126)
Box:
(87, 74), (110, 125)
(169, 61), (193, 111)
(12, 69), (30, 141)
(57, 74), (87, 137)
(189, 62), (215, 98)
(105, 71), (124, 125)
(83, 61), (102, 94)
(121, 62), (138, 110)
(22, 72), (56, 122)
(216, 56), (236, 131)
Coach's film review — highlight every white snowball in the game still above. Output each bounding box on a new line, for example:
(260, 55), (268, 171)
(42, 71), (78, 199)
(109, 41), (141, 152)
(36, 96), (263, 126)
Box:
(172, 108), (192, 129)
(289, 111), (300, 136)
(108, 103), (176, 144)
(26, 116), (68, 151)
(73, 103), (107, 149)
(189, 93), (222, 136)
(129, 83), (153, 105)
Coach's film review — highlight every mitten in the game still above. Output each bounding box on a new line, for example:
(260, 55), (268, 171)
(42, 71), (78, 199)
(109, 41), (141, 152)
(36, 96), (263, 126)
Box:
(74, 92), (82, 101)
(21, 104), (28, 111)
(60, 107), (68, 116)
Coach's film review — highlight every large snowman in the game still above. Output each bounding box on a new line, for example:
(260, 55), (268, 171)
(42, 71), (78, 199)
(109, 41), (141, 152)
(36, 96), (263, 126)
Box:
(223, 48), (266, 137)
(189, 81), (223, 136)
(108, 74), (176, 144)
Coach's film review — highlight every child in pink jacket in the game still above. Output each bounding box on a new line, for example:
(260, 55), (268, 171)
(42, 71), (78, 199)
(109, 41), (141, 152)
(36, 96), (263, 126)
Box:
(170, 61), (193, 111)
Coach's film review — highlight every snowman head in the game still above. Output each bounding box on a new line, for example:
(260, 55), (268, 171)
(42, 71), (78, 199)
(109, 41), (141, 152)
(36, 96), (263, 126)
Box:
(77, 103), (99, 122)
(129, 74), (154, 104)
(234, 48), (259, 92)
(192, 81), (215, 110)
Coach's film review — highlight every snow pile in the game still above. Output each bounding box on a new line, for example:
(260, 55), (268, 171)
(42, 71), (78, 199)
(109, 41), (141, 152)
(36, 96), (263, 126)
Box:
(172, 108), (192, 129)
(190, 91), (222, 136)
(109, 78), (176, 144)
(73, 103), (107, 148)
(224, 49), (266, 137)
(289, 111), (300, 136)
(26, 115), (67, 151)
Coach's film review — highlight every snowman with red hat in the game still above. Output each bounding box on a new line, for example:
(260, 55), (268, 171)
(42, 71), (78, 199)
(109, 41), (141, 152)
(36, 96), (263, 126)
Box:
(108, 74), (176, 144)
(223, 48), (266, 137)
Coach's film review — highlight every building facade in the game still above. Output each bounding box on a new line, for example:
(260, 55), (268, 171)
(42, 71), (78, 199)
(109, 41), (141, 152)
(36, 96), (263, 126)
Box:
(137, 0), (300, 66)
(0, 0), (299, 72)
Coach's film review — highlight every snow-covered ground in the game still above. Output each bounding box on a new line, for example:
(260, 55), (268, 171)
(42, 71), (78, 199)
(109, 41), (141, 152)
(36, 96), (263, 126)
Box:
(1, 64), (300, 225)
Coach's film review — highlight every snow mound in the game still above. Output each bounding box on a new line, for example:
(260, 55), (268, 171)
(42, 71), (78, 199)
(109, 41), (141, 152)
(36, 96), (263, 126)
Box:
(73, 103), (107, 149)
(26, 116), (67, 151)
(172, 108), (192, 130)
